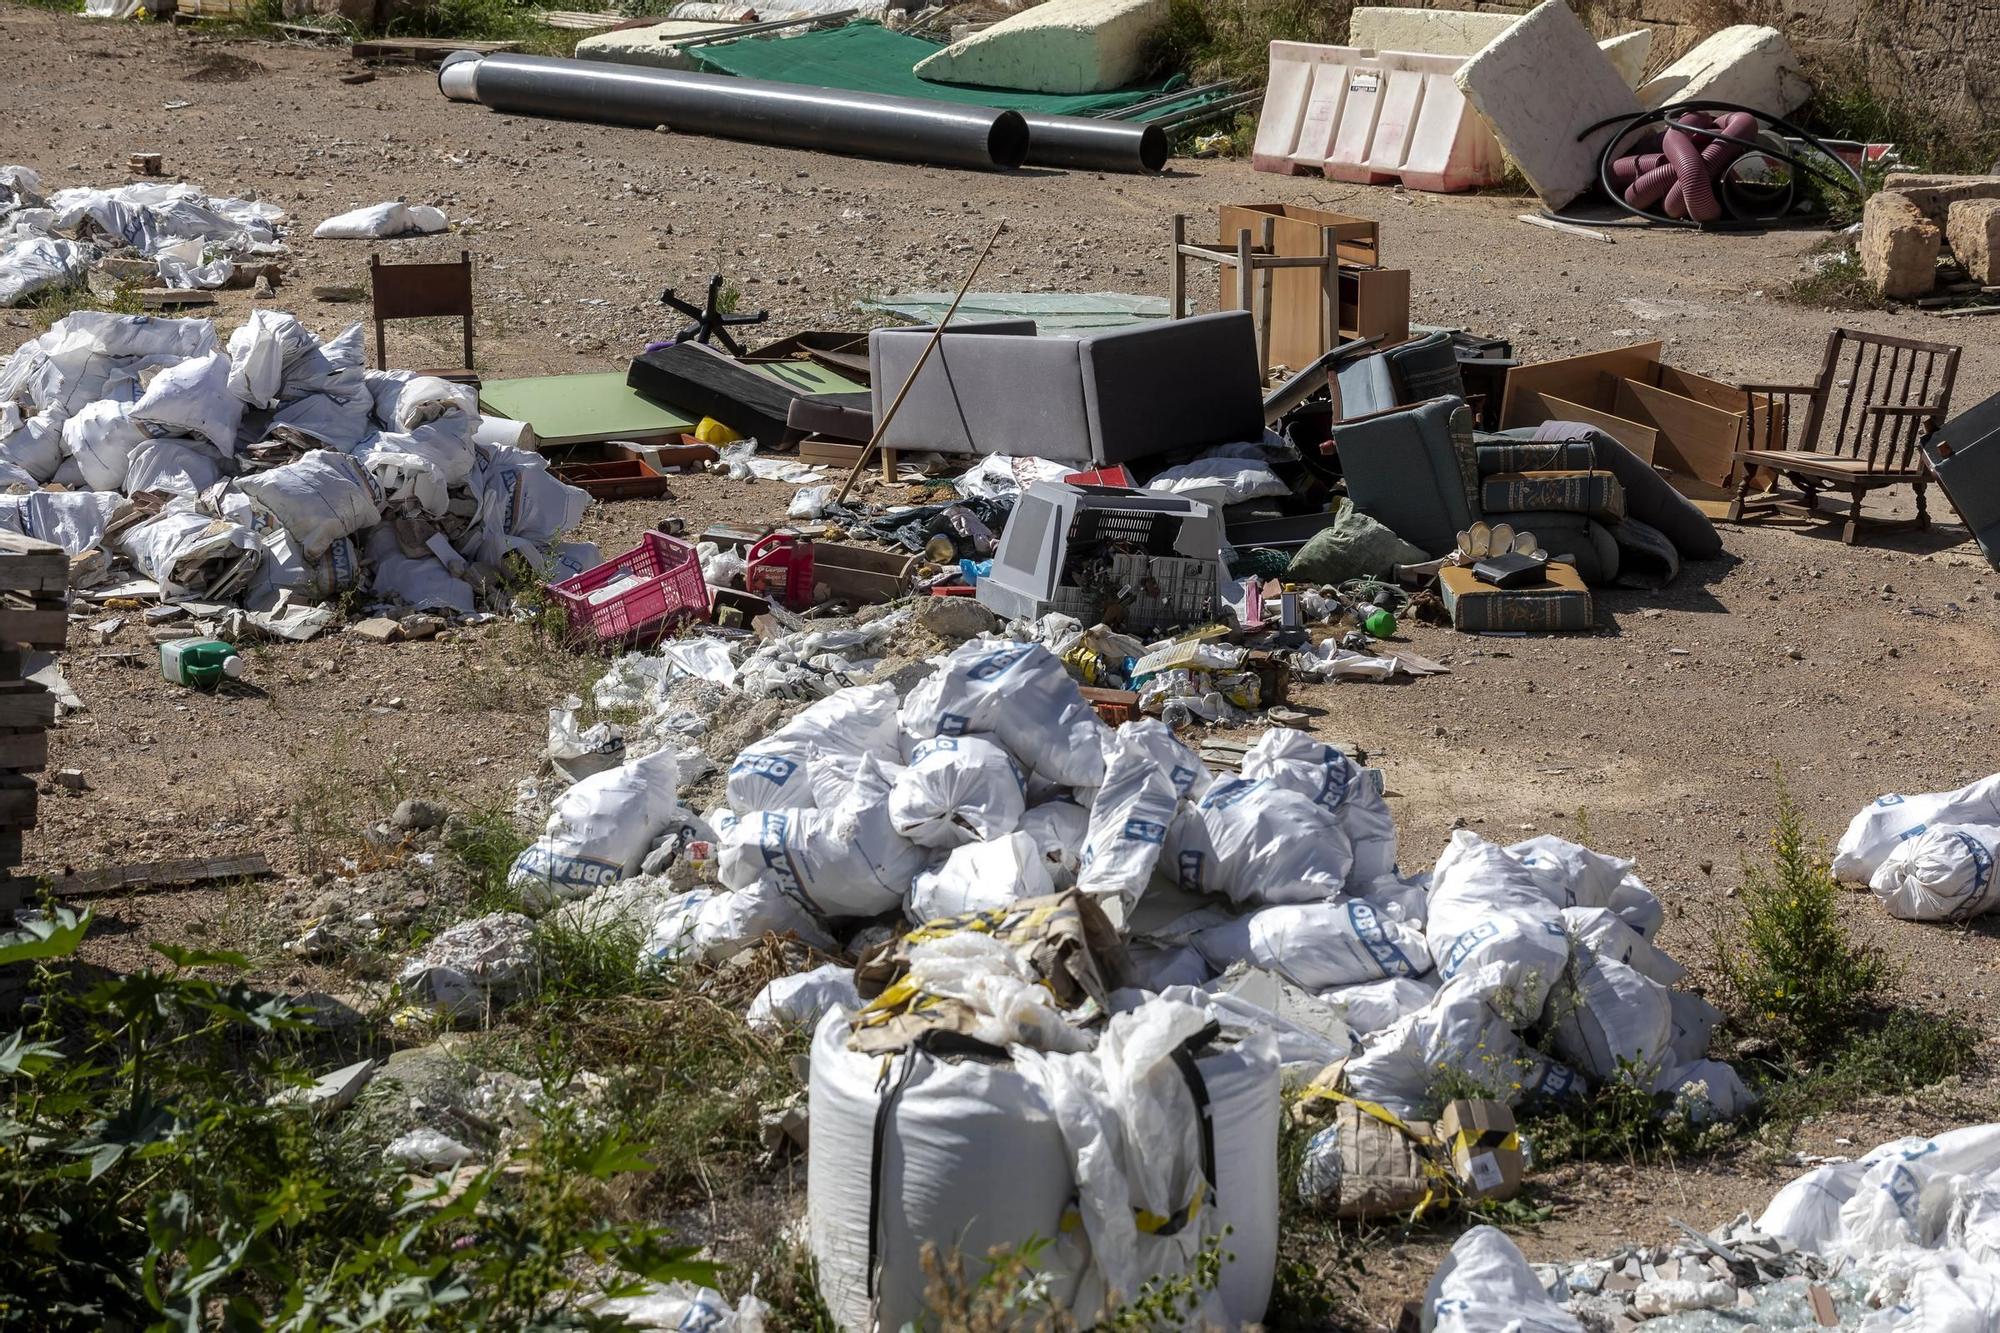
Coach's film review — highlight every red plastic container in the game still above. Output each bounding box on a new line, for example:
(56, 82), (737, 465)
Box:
(548, 530), (710, 646)
(745, 532), (815, 610)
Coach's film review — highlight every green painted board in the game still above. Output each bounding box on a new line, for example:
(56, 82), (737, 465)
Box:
(745, 359), (867, 395)
(479, 372), (694, 446)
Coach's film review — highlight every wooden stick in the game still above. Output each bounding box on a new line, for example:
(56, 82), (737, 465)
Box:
(1517, 213), (1615, 244)
(832, 217), (1008, 505)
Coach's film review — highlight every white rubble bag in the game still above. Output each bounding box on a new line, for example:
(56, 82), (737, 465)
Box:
(236, 450), (383, 559)
(1426, 830), (1571, 1020)
(1512, 834), (1666, 938)
(1422, 1226), (1584, 1333)
(887, 734), (1027, 849)
(225, 309), (317, 409)
(906, 831), (1055, 923)
(747, 963), (861, 1034)
(129, 349), (242, 453)
(60, 399), (147, 491)
(899, 639), (1108, 788)
(718, 755), (927, 919)
(1323, 976), (1439, 1036)
(252, 527), (362, 609)
(1164, 777), (1355, 906)
(119, 508), (260, 598)
(364, 526), (476, 615)
(1019, 798), (1091, 890)
(370, 371), (478, 437)
(1654, 1058), (1754, 1124)
(1547, 948), (1674, 1082)
(313, 202), (449, 240)
(1865, 1253), (2000, 1333)
(508, 747), (680, 908)
(728, 683), (903, 813)
(1074, 726), (1181, 905)
(1668, 989), (1724, 1064)
(641, 881), (834, 967)
(1339, 978), (1527, 1118)
(1113, 717), (1212, 801)
(124, 436), (224, 497)
(1558, 906), (1685, 986)
(1869, 824), (2000, 922)
(1242, 728), (1399, 882)
(0, 405), (66, 482)
(807, 1003), (1279, 1333)
(0, 236), (89, 307)
(1193, 900), (1430, 991)
(0, 489), (126, 555)
(592, 1282), (769, 1333)
(466, 442), (590, 567)
(1834, 775), (2000, 883)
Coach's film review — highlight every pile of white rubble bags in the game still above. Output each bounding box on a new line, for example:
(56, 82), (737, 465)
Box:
(1425, 1117), (2000, 1333)
(0, 305), (593, 621)
(1834, 773), (2000, 923)
(0, 166), (285, 300)
(491, 634), (1751, 1329)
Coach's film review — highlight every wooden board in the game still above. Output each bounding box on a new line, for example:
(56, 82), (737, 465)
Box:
(0, 729), (49, 774)
(53, 853), (274, 901)
(351, 36), (521, 61)
(1509, 390), (1659, 464)
(800, 438), (867, 466)
(0, 775), (35, 830)
(1614, 377), (1740, 487)
(0, 599), (68, 650)
(1219, 204), (1386, 371)
(1665, 473), (1739, 519)
(0, 533), (69, 595)
(1500, 342), (1665, 428)
(0, 683), (54, 730)
(479, 373), (694, 448)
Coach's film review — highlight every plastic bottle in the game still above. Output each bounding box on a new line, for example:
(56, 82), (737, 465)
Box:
(1361, 606), (1399, 639)
(160, 638), (244, 688)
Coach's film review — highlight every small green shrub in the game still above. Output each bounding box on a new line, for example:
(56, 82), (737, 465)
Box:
(1145, 0), (1353, 87)
(1781, 249), (1889, 312)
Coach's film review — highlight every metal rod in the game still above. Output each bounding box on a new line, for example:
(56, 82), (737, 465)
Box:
(1092, 77), (1239, 121)
(1148, 89), (1262, 132)
(833, 218), (1007, 506)
(1021, 113), (1169, 172)
(439, 52), (1029, 171)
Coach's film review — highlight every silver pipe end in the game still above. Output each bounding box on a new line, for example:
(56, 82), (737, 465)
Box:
(438, 52), (481, 103)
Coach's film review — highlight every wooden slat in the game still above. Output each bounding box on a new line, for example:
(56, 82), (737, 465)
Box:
(0, 775), (37, 830)
(0, 533), (69, 595)
(52, 853), (275, 901)
(1509, 389), (1659, 464)
(0, 729), (49, 774)
(351, 36), (520, 61)
(1613, 378), (1741, 487)
(0, 684), (54, 730)
(0, 601), (67, 651)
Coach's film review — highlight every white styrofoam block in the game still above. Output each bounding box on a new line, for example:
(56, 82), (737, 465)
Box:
(1600, 28), (1653, 88)
(1639, 24), (1811, 115)
(1454, 0), (1642, 210)
(914, 0), (1167, 94)
(574, 20), (738, 69)
(1346, 5), (1516, 58)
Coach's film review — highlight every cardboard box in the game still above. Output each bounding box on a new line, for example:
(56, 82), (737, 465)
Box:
(1217, 203), (1407, 369)
(1436, 1099), (1523, 1202)
(1438, 561), (1594, 633)
(1497, 342), (1787, 501)
(1480, 470), (1626, 522)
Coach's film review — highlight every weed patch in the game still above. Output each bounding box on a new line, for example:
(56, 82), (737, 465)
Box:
(1799, 60), (1999, 178)
(1145, 0), (1353, 87)
(1780, 248), (1888, 312)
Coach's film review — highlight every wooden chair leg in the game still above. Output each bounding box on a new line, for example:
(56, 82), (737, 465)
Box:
(1842, 486), (1866, 544)
(1727, 463), (1754, 521)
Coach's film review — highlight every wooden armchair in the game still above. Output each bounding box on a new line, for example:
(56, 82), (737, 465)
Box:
(1729, 327), (1960, 544)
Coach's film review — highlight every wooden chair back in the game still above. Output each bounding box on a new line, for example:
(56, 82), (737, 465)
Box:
(1798, 328), (1960, 472)
(370, 250), (474, 371)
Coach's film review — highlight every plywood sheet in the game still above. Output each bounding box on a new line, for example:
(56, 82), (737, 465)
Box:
(1614, 377), (1738, 486)
(479, 373), (694, 447)
(1508, 389), (1659, 464)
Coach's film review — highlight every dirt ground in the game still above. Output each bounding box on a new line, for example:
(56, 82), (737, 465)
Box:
(9, 5), (2000, 1325)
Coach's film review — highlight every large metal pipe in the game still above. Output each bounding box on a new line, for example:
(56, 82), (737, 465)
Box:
(1020, 113), (1169, 173)
(439, 52), (1029, 171)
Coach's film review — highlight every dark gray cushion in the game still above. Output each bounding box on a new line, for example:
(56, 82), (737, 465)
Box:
(1079, 311), (1264, 465)
(1334, 397), (1480, 557)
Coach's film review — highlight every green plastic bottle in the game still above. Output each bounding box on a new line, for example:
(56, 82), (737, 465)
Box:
(160, 638), (244, 688)
(1362, 607), (1398, 639)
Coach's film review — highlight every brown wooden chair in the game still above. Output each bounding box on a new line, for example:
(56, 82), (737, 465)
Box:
(369, 250), (476, 385)
(1729, 327), (1961, 544)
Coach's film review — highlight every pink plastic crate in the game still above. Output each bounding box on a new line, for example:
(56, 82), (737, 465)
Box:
(548, 531), (709, 646)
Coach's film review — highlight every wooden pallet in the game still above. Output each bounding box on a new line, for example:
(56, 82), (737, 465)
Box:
(0, 534), (67, 885)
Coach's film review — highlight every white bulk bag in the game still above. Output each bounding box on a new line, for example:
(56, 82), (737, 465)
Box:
(1668, 989), (1723, 1065)
(907, 831), (1054, 923)
(1835, 1125), (2000, 1261)
(1242, 728), (1399, 881)
(0, 236), (88, 307)
(508, 747), (680, 908)
(119, 508), (260, 598)
(1558, 906), (1685, 986)
(1506, 834), (1633, 910)
(314, 202), (448, 240)
(130, 349), (242, 453)
(1323, 976), (1439, 1036)
(370, 371), (477, 434)
(1075, 726), (1181, 905)
(1426, 831), (1570, 1020)
(225, 309), (315, 409)
(1019, 798), (1091, 890)
(467, 441), (589, 565)
(898, 639), (1107, 788)
(1165, 776), (1354, 906)
(1833, 775), (2000, 883)
(747, 963), (861, 1033)
(1869, 824), (2000, 922)
(237, 450), (383, 559)
(0, 406), (65, 482)
(887, 734), (1026, 849)
(1194, 900), (1430, 991)
(807, 1005), (1279, 1333)
(727, 682), (901, 813)
(0, 489), (126, 555)
(1341, 980), (1524, 1119)
(1548, 949), (1674, 1082)
(61, 399), (147, 491)
(1113, 718), (1211, 801)
(718, 755), (925, 919)
(1423, 1226), (1584, 1333)
(642, 882), (834, 967)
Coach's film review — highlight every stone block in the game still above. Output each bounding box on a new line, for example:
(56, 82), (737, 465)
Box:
(1639, 25), (1811, 116)
(1947, 198), (2000, 285)
(1861, 192), (1942, 299)
(914, 0), (1167, 95)
(1454, 0), (1641, 210)
(1881, 174), (2000, 228)
(575, 20), (739, 71)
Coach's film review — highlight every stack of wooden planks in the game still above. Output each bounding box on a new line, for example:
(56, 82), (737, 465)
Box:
(0, 534), (68, 912)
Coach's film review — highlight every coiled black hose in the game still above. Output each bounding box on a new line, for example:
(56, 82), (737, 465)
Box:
(1572, 99), (1866, 229)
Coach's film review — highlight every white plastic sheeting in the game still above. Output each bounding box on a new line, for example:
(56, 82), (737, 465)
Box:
(0, 236), (88, 306)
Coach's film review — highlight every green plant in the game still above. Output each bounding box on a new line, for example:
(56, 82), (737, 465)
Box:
(0, 911), (717, 1328)
(533, 914), (646, 1005)
(445, 804), (534, 915)
(1750, 1009), (1980, 1146)
(24, 279), (140, 330)
(1718, 778), (1889, 1060)
(1781, 248), (1888, 312)
(1799, 61), (1999, 178)
(1144, 0), (1354, 88)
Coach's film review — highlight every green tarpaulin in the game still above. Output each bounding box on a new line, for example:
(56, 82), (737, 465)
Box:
(689, 22), (1204, 119)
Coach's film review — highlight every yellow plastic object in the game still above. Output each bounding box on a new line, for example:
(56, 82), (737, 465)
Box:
(694, 417), (742, 445)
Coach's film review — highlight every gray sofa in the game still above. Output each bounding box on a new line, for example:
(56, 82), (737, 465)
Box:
(868, 311), (1265, 466)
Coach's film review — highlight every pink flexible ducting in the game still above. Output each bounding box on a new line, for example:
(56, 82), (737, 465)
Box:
(1616, 110), (1759, 223)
